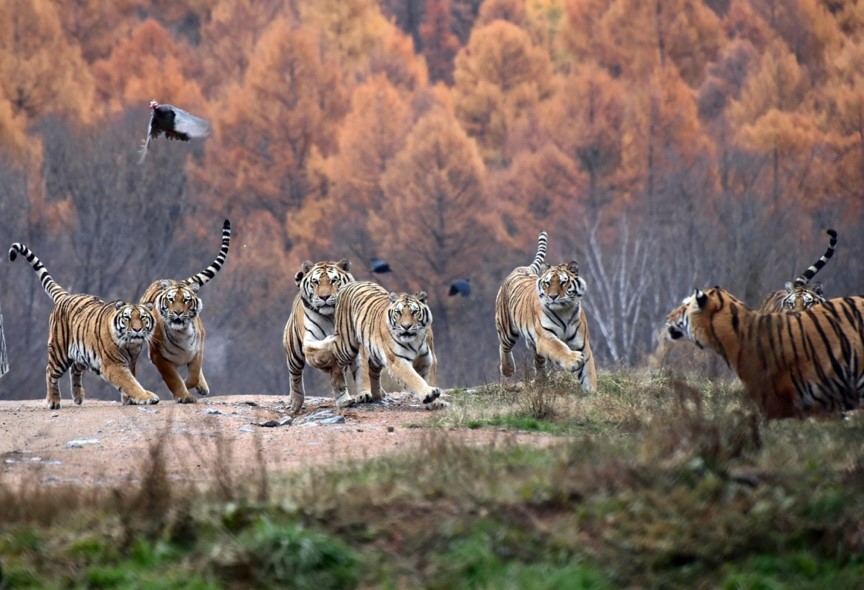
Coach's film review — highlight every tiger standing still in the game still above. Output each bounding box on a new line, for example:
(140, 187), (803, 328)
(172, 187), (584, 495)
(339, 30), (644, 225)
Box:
(138, 219), (230, 403)
(495, 231), (596, 392)
(758, 229), (837, 313)
(666, 286), (864, 419)
(282, 259), (355, 412)
(325, 281), (446, 410)
(8, 243), (158, 409)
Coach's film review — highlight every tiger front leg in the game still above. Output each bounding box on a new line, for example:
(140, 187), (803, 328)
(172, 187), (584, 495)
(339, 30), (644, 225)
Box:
(102, 365), (159, 406)
(151, 353), (195, 403)
(384, 355), (444, 408)
(577, 352), (597, 394)
(184, 351), (210, 397)
(498, 341), (516, 378)
(536, 335), (584, 373)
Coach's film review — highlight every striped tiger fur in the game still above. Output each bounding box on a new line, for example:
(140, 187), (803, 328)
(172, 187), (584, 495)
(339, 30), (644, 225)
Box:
(139, 219), (231, 403)
(495, 231), (596, 392)
(8, 243), (158, 409)
(328, 281), (446, 409)
(758, 229), (837, 313)
(282, 259), (355, 412)
(666, 286), (864, 419)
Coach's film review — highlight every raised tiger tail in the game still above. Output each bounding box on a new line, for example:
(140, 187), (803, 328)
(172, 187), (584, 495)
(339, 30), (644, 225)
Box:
(183, 219), (231, 288)
(527, 231), (548, 275)
(8, 243), (69, 303)
(794, 228), (837, 287)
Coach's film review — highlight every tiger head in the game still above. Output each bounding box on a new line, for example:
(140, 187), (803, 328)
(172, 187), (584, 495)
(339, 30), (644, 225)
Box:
(537, 262), (587, 311)
(665, 298), (693, 345)
(780, 281), (825, 311)
(387, 291), (432, 343)
(157, 281), (202, 330)
(112, 301), (156, 344)
(295, 259), (354, 315)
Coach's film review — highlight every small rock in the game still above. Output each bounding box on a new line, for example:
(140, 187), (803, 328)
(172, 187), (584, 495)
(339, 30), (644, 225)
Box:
(204, 408), (222, 415)
(238, 425), (255, 433)
(387, 426), (395, 433)
(137, 407), (158, 414)
(66, 438), (101, 448)
(319, 416), (345, 425)
(50, 412), (59, 418)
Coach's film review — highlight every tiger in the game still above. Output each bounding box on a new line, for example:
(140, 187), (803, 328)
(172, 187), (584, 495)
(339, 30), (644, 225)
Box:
(8, 243), (158, 409)
(138, 219), (231, 404)
(666, 286), (864, 419)
(495, 231), (597, 392)
(324, 280), (446, 410)
(282, 258), (355, 413)
(758, 229), (837, 313)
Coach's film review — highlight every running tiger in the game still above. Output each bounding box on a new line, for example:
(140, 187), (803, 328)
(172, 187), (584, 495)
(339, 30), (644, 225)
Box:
(666, 287), (864, 419)
(758, 229), (837, 313)
(139, 219), (231, 403)
(495, 231), (596, 392)
(282, 258), (355, 412)
(325, 281), (445, 410)
(8, 243), (158, 409)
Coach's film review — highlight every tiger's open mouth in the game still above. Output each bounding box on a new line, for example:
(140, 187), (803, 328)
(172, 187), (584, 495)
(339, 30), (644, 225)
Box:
(667, 325), (684, 340)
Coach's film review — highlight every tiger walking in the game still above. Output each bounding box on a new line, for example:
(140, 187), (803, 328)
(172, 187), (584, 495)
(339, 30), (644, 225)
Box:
(8, 243), (158, 409)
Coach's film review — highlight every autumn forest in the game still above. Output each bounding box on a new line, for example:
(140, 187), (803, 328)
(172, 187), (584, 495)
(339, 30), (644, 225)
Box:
(1, 0), (863, 400)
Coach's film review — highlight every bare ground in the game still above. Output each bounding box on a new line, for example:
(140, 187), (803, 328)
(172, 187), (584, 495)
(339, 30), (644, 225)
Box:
(0, 391), (554, 488)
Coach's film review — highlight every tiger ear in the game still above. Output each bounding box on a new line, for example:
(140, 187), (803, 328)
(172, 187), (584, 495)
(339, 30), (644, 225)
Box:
(337, 258), (350, 272)
(295, 260), (314, 286)
(189, 283), (201, 293)
(784, 281), (794, 294)
(388, 292), (399, 303)
(567, 261), (579, 274)
(158, 279), (171, 290)
(813, 282), (824, 296)
(416, 291), (428, 303)
(114, 300), (125, 310)
(695, 289), (708, 308)
(143, 302), (154, 311)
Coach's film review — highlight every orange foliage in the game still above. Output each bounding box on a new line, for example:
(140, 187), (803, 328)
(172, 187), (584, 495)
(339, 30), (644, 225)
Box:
(0, 0), (95, 123)
(420, 0), (461, 84)
(57, 0), (140, 62)
(91, 19), (206, 115)
(453, 20), (555, 164)
(376, 107), (492, 291)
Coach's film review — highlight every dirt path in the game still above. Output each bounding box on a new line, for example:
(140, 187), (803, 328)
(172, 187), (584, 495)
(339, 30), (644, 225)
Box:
(0, 392), (551, 488)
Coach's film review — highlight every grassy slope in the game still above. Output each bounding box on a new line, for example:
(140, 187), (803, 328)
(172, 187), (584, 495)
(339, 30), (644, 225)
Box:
(2, 370), (863, 589)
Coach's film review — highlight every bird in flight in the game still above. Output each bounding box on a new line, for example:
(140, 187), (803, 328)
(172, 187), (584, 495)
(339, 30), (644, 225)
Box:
(139, 100), (210, 163)
(370, 258), (392, 274)
(448, 278), (471, 297)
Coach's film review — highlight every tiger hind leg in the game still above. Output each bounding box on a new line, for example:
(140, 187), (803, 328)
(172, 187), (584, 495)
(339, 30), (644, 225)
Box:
(499, 343), (516, 378)
(71, 363), (87, 405)
(46, 364), (64, 410)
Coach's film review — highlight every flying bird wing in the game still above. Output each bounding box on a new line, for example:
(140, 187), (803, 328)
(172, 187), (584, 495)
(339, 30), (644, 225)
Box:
(170, 106), (211, 140)
(138, 111), (157, 164)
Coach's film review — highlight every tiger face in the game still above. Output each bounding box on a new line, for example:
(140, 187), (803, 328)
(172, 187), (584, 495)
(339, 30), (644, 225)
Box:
(665, 298), (692, 343)
(295, 259), (353, 315)
(157, 284), (201, 329)
(113, 302), (156, 344)
(537, 262), (586, 310)
(780, 281), (825, 311)
(387, 291), (432, 343)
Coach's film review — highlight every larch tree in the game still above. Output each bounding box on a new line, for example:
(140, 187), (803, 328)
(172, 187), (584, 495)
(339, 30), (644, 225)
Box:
(91, 19), (206, 115)
(0, 0), (95, 123)
(452, 19), (555, 165)
(293, 75), (413, 261)
(198, 0), (287, 98)
(420, 0), (461, 84)
(377, 106), (490, 293)
(192, 19), (348, 255)
(56, 0), (140, 62)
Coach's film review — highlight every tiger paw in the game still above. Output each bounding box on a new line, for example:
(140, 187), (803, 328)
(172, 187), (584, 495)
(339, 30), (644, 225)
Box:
(123, 391), (160, 405)
(356, 391), (374, 404)
(47, 398), (61, 410)
(425, 398), (450, 411)
(422, 388), (443, 405)
(290, 393), (305, 414)
(174, 394), (197, 404)
(564, 351), (586, 372)
(335, 391), (356, 408)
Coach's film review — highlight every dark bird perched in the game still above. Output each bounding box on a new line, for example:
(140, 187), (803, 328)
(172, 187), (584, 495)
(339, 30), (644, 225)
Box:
(138, 100), (210, 163)
(370, 258), (392, 274)
(448, 278), (471, 297)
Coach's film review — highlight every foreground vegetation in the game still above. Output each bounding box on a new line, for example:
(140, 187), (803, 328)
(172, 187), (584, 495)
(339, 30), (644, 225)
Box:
(2, 370), (864, 589)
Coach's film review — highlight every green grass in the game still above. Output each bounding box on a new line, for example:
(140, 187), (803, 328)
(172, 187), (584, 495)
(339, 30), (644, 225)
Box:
(1, 368), (863, 589)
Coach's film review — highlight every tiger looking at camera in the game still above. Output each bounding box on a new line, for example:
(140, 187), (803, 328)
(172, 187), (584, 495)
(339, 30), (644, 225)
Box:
(8, 243), (158, 409)
(138, 219), (231, 404)
(282, 258), (355, 412)
(758, 229), (837, 314)
(495, 231), (596, 392)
